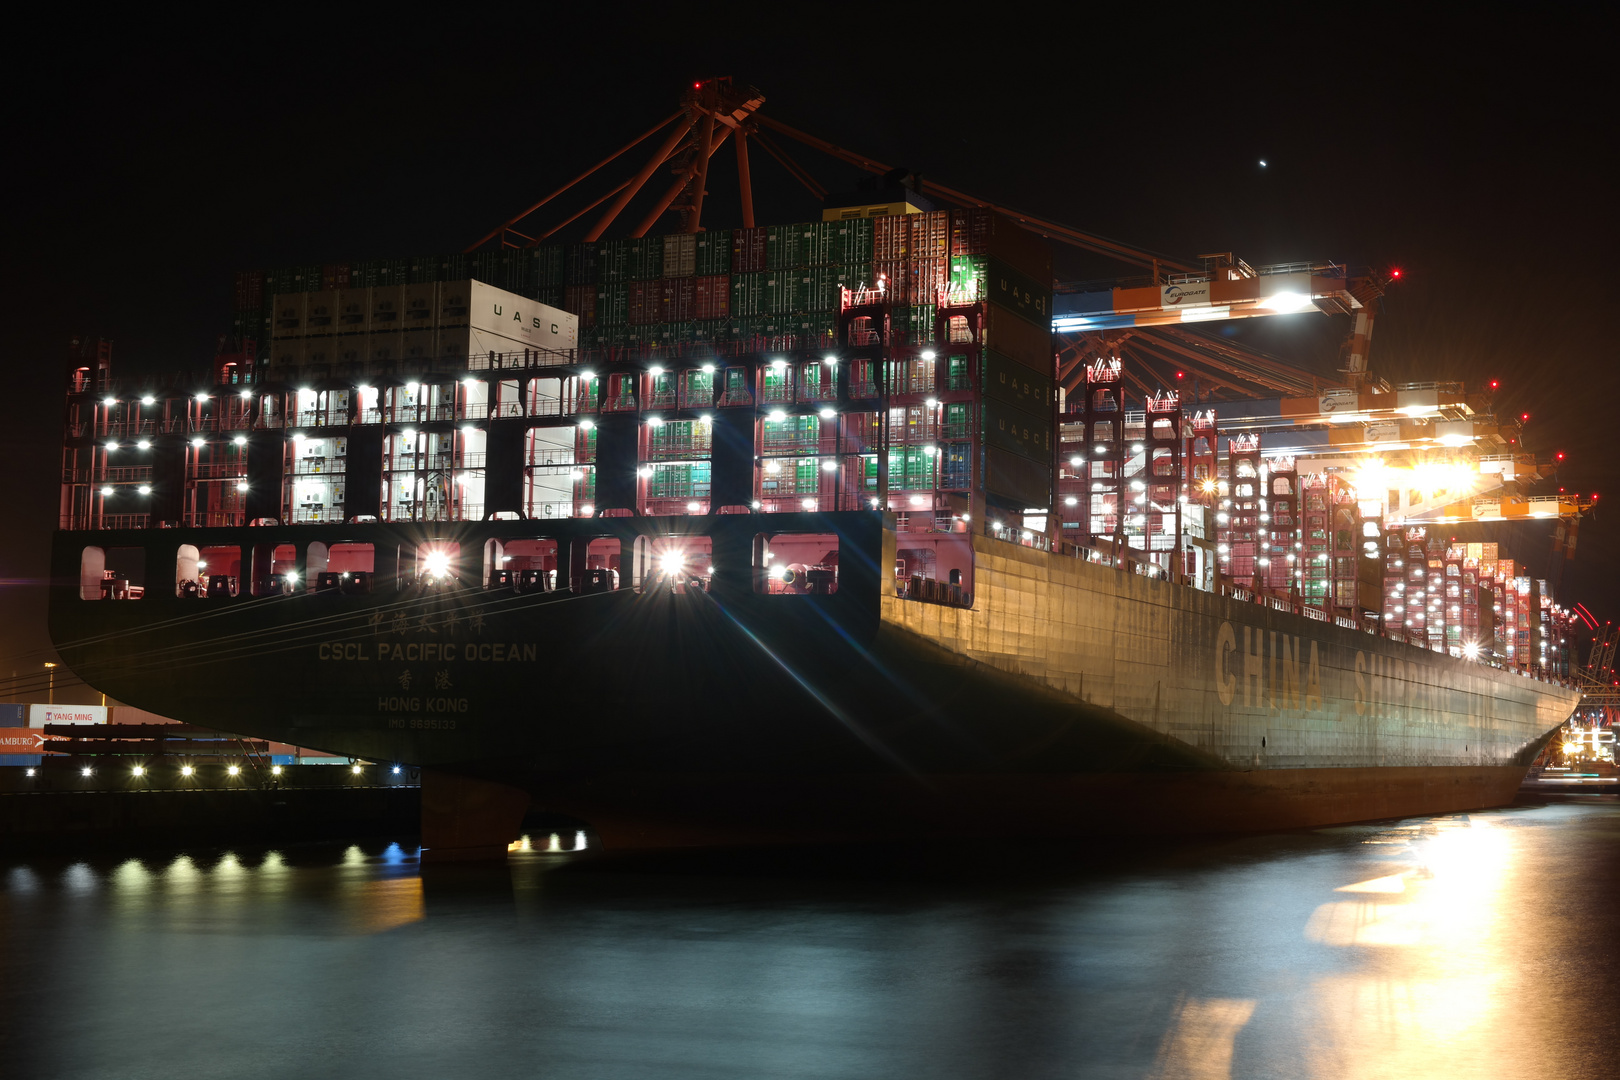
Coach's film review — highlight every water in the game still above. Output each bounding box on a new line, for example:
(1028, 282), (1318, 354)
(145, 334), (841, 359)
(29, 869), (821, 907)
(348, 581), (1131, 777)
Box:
(2, 796), (1617, 1079)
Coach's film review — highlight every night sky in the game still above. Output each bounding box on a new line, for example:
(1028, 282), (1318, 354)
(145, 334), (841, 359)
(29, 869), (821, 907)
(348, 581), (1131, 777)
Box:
(3, 14), (1613, 692)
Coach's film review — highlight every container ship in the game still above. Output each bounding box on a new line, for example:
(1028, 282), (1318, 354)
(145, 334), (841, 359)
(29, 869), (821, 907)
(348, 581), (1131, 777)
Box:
(47, 84), (1583, 856)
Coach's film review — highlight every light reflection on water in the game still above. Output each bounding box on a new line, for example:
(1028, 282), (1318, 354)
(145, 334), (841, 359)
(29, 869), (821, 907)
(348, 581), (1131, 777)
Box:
(1, 799), (1616, 1080)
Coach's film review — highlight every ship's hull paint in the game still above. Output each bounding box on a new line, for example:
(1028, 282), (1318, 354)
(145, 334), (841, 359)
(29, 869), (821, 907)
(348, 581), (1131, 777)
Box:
(47, 514), (1580, 847)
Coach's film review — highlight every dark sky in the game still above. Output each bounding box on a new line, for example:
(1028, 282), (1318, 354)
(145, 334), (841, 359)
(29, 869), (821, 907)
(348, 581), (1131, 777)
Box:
(2, 12), (1613, 688)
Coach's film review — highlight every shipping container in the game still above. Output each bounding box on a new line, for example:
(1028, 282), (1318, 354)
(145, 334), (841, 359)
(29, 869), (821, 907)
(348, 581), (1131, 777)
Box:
(563, 284), (597, 327)
(872, 261), (910, 305)
(985, 446), (1052, 509)
(948, 255), (1051, 327)
(694, 274), (730, 320)
(662, 234), (696, 278)
(730, 272), (766, 317)
(732, 227), (767, 274)
(660, 277), (696, 323)
(983, 398), (1054, 463)
(764, 269), (808, 315)
(949, 208), (1053, 282)
(595, 282), (629, 326)
(402, 282), (438, 334)
(530, 245), (565, 290)
(368, 286), (404, 335)
(565, 243), (599, 285)
(982, 349), (1053, 415)
(321, 263), (351, 291)
(270, 292), (308, 339)
(596, 239), (629, 283)
(626, 237), (664, 281)
(234, 271), (265, 312)
(824, 218), (875, 265)
(694, 232), (731, 275)
(873, 215), (910, 261)
(628, 280), (658, 326)
(909, 211), (951, 261)
(981, 304), (1053, 373)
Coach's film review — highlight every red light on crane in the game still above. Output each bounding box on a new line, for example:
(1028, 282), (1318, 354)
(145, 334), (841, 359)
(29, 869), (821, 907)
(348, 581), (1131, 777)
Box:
(1521, 413), (1530, 421)
(1489, 380), (1499, 389)
(1175, 371), (1185, 379)
(1557, 452), (1566, 461)
(1390, 269), (1402, 279)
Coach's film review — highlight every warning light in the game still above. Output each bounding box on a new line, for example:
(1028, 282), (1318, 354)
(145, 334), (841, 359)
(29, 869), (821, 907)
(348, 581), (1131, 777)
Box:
(1489, 380), (1499, 389)
(1390, 269), (1402, 279)
(1175, 371), (1185, 379)
(1521, 413), (1530, 421)
(1557, 452), (1566, 461)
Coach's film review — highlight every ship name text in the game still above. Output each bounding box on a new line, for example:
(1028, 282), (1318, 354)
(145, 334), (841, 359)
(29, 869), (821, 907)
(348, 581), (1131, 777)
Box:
(319, 641), (539, 662)
(1215, 622), (1324, 711)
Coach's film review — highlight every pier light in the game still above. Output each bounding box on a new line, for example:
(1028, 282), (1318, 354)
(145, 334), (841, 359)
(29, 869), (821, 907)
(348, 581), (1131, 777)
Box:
(921, 350), (936, 361)
(106, 440), (119, 451)
(801, 498), (817, 510)
(236, 482), (249, 492)
(700, 363), (715, 374)
(821, 460), (838, 473)
(102, 396), (116, 407)
(194, 392), (210, 402)
(180, 765), (194, 777)
(579, 419), (595, 431)
(753, 500), (763, 509)
(131, 765), (145, 777)
(191, 437), (205, 448)
(81, 767), (92, 778)
(232, 435), (246, 446)
(137, 485), (152, 495)
(239, 389), (252, 399)
(819, 407), (836, 420)
(771, 358), (788, 370)
(227, 765), (240, 777)
(99, 486), (113, 496)
(767, 410), (787, 423)
(140, 395), (154, 405)
(649, 365), (664, 376)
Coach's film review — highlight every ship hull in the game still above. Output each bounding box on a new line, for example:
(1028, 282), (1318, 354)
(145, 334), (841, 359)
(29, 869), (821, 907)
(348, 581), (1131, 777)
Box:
(47, 512), (1579, 847)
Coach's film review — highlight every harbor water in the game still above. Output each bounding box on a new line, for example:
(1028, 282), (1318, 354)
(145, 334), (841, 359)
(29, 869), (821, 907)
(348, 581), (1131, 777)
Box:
(2, 795), (1617, 1079)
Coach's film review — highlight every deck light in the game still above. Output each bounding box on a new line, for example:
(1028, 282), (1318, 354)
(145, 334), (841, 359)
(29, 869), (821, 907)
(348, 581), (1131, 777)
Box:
(81, 767), (92, 777)
(405, 382), (420, 393)
(579, 504), (593, 515)
(569, 469), (583, 480)
(132, 765), (145, 777)
(660, 551), (684, 575)
(823, 355), (838, 365)
(392, 766), (400, 775)
(137, 439), (151, 450)
(462, 377), (477, 388)
(925, 398), (937, 408)
(141, 395), (154, 405)
(194, 392), (210, 402)
(637, 466), (653, 478)
(25, 768), (34, 777)
(137, 485), (152, 495)
(106, 440), (119, 451)
(700, 363), (715, 374)
(102, 396), (116, 407)
(821, 460), (838, 472)
(801, 498), (817, 510)
(236, 482), (249, 492)
(100, 486), (113, 496)
(647, 416), (663, 427)
(233, 435), (247, 445)
(1065, 496), (1078, 505)
(239, 389), (252, 399)
(1095, 445), (1106, 454)
(1131, 444), (1143, 453)
(771, 358), (788, 370)
(649, 365), (664, 376)
(191, 437), (205, 448)
(909, 495), (926, 506)
(819, 407), (836, 419)
(686, 501), (700, 512)
(351, 764), (363, 775)
(960, 513), (970, 522)
(180, 765), (194, 777)
(1070, 456), (1083, 467)
(752, 500), (763, 510)
(920, 350), (935, 361)
(923, 445), (937, 456)
(698, 414), (712, 425)
(579, 370), (594, 381)
(767, 410), (787, 423)
(400, 429), (414, 440)
(227, 765), (240, 777)
(579, 419), (595, 431)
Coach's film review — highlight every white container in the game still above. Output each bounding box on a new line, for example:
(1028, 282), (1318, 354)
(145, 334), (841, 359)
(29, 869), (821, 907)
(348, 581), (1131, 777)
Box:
(269, 293), (306, 340)
(469, 280), (578, 351)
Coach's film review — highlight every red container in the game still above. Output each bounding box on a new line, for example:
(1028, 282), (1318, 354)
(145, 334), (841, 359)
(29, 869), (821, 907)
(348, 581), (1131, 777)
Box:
(234, 271), (264, 311)
(563, 285), (597, 328)
(322, 263), (352, 290)
(629, 281), (657, 326)
(661, 277), (695, 322)
(873, 216), (909, 261)
(732, 228), (767, 274)
(871, 260), (910, 305)
(694, 274), (730, 320)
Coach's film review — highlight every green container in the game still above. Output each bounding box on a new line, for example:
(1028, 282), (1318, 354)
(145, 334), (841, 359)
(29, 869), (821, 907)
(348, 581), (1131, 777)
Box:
(766, 222), (815, 270)
(533, 285), (563, 307)
(731, 272), (766, 317)
(626, 237), (663, 281)
(530, 245), (565, 289)
(982, 349), (1053, 415)
(595, 283), (630, 325)
(693, 232), (731, 275)
(597, 239), (629, 283)
(585, 324), (629, 349)
(804, 265), (855, 313)
(827, 219), (874, 264)
(734, 314), (770, 345)
(693, 318), (732, 344)
(983, 397), (1055, 464)
(764, 269), (810, 315)
(793, 311), (838, 349)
